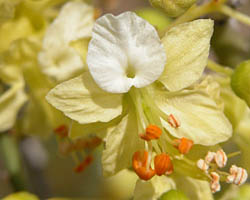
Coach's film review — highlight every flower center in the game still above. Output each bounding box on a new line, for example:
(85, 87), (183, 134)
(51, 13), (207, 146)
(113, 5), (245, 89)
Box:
(129, 87), (195, 181)
(126, 64), (136, 79)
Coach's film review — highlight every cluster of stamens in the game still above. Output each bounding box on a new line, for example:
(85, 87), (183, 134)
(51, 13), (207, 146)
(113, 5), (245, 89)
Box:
(197, 149), (248, 193)
(133, 114), (194, 181)
(54, 124), (102, 173)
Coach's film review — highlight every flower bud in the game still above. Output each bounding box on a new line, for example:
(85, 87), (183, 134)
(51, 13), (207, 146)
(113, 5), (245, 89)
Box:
(154, 153), (173, 176)
(149, 0), (197, 17)
(231, 60), (250, 107)
(159, 190), (190, 200)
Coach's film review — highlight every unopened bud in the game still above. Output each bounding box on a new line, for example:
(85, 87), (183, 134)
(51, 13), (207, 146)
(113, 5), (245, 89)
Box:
(149, 0), (197, 17)
(159, 190), (189, 200)
(231, 60), (250, 107)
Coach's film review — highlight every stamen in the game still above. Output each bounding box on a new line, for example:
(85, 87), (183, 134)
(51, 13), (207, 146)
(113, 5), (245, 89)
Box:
(197, 159), (209, 172)
(73, 137), (102, 151)
(132, 151), (155, 180)
(205, 151), (216, 164)
(226, 165), (248, 186)
(168, 114), (180, 128)
(54, 125), (68, 138)
(154, 153), (173, 176)
(215, 149), (227, 168)
(210, 172), (221, 193)
(74, 155), (94, 173)
(173, 138), (193, 154)
(140, 125), (162, 141)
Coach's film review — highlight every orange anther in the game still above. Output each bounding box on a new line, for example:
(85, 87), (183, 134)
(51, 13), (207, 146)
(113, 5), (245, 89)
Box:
(154, 153), (173, 176)
(54, 125), (68, 138)
(173, 138), (193, 154)
(74, 155), (94, 173)
(140, 125), (162, 141)
(168, 114), (180, 128)
(132, 151), (155, 180)
(74, 137), (102, 151)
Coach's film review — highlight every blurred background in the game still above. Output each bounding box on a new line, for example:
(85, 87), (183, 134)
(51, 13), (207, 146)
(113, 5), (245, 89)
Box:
(0, 0), (250, 199)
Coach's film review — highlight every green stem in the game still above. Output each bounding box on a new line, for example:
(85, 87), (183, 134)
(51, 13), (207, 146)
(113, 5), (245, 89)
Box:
(0, 134), (28, 191)
(207, 59), (233, 76)
(218, 5), (250, 27)
(166, 2), (215, 31)
(227, 151), (241, 158)
(165, 0), (250, 34)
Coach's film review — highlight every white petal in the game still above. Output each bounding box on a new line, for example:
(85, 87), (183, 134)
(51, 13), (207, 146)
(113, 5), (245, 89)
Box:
(38, 44), (83, 82)
(43, 2), (94, 45)
(87, 12), (166, 93)
(39, 2), (94, 81)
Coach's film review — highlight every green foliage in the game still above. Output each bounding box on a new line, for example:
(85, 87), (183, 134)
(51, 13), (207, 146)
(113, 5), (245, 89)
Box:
(231, 60), (250, 107)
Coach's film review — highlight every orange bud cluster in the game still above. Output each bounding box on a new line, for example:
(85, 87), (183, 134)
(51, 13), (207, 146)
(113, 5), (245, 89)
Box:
(74, 155), (94, 173)
(54, 125), (68, 138)
(140, 125), (162, 141)
(74, 137), (102, 151)
(173, 137), (193, 154)
(132, 151), (155, 180)
(154, 153), (173, 176)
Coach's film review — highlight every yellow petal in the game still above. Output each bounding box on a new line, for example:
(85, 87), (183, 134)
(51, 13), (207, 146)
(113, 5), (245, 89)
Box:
(103, 169), (138, 200)
(0, 83), (27, 132)
(159, 19), (214, 91)
(154, 83), (232, 146)
(0, 17), (34, 53)
(46, 72), (123, 124)
(174, 176), (213, 200)
(102, 109), (143, 176)
(134, 176), (176, 200)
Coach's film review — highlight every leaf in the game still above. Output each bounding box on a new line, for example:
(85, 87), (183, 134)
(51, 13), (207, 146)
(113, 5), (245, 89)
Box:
(231, 60), (250, 107)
